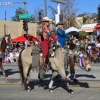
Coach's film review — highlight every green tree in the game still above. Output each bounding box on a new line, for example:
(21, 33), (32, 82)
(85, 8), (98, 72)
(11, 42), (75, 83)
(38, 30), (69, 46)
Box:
(79, 31), (88, 40)
(11, 7), (35, 22)
(97, 4), (100, 21)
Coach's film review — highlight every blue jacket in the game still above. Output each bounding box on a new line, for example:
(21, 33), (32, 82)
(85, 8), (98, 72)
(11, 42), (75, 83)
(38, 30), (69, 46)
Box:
(56, 28), (70, 48)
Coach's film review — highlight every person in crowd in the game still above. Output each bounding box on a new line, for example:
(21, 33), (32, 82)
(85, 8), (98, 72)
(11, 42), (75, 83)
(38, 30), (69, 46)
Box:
(72, 35), (79, 45)
(86, 36), (90, 44)
(38, 17), (59, 74)
(90, 33), (94, 43)
(83, 34), (86, 40)
(95, 42), (100, 62)
(96, 29), (100, 37)
(56, 22), (70, 50)
(6, 50), (13, 63)
(18, 46), (22, 52)
(11, 49), (18, 64)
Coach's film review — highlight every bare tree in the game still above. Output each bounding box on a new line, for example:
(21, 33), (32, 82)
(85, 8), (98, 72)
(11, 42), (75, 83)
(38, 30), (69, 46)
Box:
(48, 5), (57, 20)
(61, 0), (79, 29)
(48, 0), (79, 29)
(33, 6), (41, 20)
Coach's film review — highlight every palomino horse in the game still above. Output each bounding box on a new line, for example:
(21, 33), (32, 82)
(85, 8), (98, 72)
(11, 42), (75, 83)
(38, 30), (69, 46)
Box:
(0, 34), (11, 78)
(18, 45), (75, 94)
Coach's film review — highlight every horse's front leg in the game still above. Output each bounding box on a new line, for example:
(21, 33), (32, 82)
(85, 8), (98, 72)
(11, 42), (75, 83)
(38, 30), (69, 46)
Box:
(49, 71), (58, 93)
(0, 58), (7, 79)
(24, 76), (32, 92)
(23, 68), (32, 91)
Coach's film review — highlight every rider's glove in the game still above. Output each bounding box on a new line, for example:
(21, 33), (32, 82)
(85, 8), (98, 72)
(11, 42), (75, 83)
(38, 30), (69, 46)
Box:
(35, 41), (39, 45)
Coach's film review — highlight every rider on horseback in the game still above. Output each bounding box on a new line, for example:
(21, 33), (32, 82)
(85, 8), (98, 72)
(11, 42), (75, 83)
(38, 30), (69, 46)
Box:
(38, 17), (60, 79)
(56, 22), (70, 51)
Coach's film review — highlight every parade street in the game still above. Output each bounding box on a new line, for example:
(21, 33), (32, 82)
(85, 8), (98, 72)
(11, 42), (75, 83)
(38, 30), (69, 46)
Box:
(0, 63), (100, 100)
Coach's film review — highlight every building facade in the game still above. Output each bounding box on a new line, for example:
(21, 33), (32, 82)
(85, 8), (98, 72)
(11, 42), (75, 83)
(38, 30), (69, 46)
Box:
(0, 20), (37, 39)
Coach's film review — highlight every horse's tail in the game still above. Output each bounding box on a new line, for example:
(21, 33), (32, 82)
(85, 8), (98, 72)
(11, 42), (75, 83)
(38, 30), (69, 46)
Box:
(18, 49), (25, 86)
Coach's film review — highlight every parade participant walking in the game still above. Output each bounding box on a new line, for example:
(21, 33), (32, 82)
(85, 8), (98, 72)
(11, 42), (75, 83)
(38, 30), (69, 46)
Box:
(38, 17), (59, 72)
(56, 22), (70, 49)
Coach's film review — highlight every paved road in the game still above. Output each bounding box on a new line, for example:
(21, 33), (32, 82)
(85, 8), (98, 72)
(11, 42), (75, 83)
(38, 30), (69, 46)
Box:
(0, 63), (100, 100)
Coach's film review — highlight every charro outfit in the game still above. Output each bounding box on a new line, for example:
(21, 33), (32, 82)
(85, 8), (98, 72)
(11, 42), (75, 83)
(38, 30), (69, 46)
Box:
(39, 26), (57, 67)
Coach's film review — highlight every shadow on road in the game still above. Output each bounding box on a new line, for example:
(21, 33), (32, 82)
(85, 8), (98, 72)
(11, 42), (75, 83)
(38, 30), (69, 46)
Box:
(0, 69), (19, 77)
(30, 76), (90, 92)
(76, 74), (96, 79)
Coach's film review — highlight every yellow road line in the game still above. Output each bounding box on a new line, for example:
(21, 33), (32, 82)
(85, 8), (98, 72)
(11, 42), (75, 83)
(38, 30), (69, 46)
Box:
(0, 84), (100, 89)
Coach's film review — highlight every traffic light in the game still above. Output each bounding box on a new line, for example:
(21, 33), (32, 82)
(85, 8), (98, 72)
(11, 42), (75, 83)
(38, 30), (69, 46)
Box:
(38, 11), (42, 22)
(38, 10), (44, 22)
(23, 19), (28, 32)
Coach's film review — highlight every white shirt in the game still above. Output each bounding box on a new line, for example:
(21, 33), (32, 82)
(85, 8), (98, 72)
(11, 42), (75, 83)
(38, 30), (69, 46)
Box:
(97, 30), (100, 36)
(16, 53), (19, 57)
(9, 53), (13, 58)
(96, 43), (100, 48)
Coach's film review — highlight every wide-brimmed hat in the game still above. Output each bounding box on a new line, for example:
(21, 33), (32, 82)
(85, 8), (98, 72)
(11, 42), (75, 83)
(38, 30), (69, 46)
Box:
(56, 22), (64, 27)
(86, 36), (89, 38)
(41, 17), (52, 22)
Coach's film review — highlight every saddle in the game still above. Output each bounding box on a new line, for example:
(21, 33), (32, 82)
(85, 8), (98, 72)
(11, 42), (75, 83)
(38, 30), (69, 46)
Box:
(31, 42), (57, 69)
(31, 45), (40, 69)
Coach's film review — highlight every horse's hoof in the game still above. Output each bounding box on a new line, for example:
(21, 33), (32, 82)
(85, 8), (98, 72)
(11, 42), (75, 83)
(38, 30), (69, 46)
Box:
(27, 89), (31, 92)
(3, 75), (7, 79)
(49, 89), (53, 93)
(28, 86), (31, 89)
(73, 79), (78, 83)
(68, 89), (74, 94)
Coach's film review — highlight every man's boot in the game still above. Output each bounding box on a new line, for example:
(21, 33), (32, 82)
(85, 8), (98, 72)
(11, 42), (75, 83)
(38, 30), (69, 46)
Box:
(38, 58), (46, 79)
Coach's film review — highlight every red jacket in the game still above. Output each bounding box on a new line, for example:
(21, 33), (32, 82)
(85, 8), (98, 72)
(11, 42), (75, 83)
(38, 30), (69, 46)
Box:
(40, 26), (57, 42)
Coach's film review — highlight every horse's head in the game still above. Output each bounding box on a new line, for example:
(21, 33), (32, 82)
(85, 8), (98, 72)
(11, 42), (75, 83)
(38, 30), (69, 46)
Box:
(4, 34), (12, 45)
(79, 47), (91, 72)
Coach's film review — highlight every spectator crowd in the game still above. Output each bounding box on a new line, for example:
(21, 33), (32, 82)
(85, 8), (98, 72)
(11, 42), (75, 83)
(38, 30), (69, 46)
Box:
(2, 41), (34, 64)
(1, 29), (100, 64)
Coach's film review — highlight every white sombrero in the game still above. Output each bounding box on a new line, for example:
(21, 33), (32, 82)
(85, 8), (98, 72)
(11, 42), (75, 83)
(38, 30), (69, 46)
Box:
(86, 36), (89, 38)
(41, 17), (52, 22)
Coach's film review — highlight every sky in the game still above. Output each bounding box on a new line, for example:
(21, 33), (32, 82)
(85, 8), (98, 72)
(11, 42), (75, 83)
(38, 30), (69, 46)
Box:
(0, 0), (100, 20)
